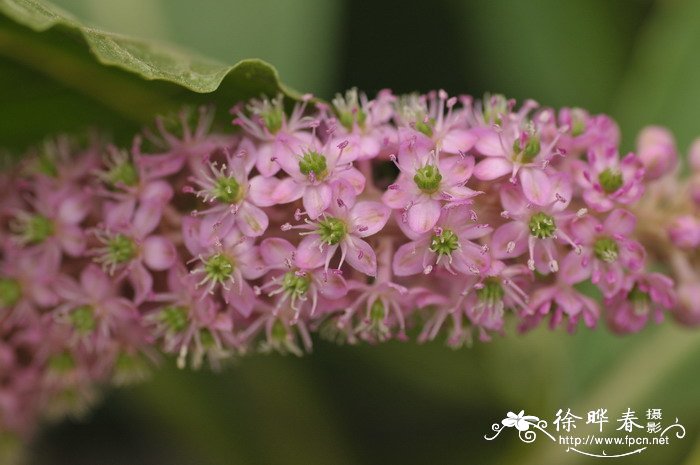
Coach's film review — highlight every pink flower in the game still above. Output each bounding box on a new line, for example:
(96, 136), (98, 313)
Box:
(26, 136), (101, 187)
(392, 207), (491, 276)
(521, 252), (600, 333)
(97, 144), (169, 198)
(53, 264), (140, 351)
(92, 199), (177, 304)
(393, 90), (477, 155)
(573, 146), (644, 212)
(252, 133), (365, 219)
(472, 101), (565, 205)
(605, 272), (675, 334)
(148, 265), (234, 369)
(257, 237), (347, 323)
(292, 195), (390, 276)
(329, 88), (396, 160)
(556, 109), (620, 155)
(233, 94), (314, 176)
(336, 240), (417, 342)
(185, 142), (269, 237)
(140, 105), (233, 176)
(0, 248), (59, 319)
(237, 302), (314, 356)
(183, 216), (264, 317)
(9, 185), (90, 269)
(462, 260), (532, 335)
(568, 209), (645, 297)
(491, 177), (581, 274)
(383, 150), (480, 234)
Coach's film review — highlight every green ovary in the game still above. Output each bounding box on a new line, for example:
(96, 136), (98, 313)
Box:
(282, 271), (311, 296)
(513, 135), (541, 163)
(476, 277), (505, 303)
(204, 254), (234, 283)
(159, 306), (188, 332)
(318, 217), (347, 245)
(369, 300), (386, 322)
(298, 151), (328, 179)
(70, 305), (96, 334)
(628, 285), (651, 315)
(108, 234), (137, 264)
(20, 215), (54, 244)
(213, 176), (241, 203)
(429, 229), (459, 256)
(263, 107), (283, 134)
(413, 164), (442, 193)
(593, 236), (619, 263)
(598, 168), (623, 194)
(528, 212), (556, 239)
(0, 278), (21, 307)
(108, 162), (139, 187)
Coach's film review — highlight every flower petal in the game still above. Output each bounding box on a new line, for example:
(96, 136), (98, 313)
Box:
(225, 280), (256, 318)
(142, 235), (177, 271)
(520, 168), (552, 206)
(80, 264), (112, 300)
(59, 225), (86, 257)
(350, 201), (390, 237)
(475, 131), (505, 157)
(441, 129), (478, 154)
(604, 209), (636, 236)
(255, 143), (280, 177)
(58, 194), (90, 225)
(491, 222), (528, 259)
(337, 167), (366, 194)
(236, 202), (269, 237)
(343, 237), (377, 276)
(316, 271), (348, 299)
(260, 238), (295, 267)
(295, 235), (327, 269)
(303, 184), (333, 219)
(392, 241), (424, 276)
(248, 175), (281, 207)
(473, 157), (512, 181)
(129, 261), (153, 305)
(407, 199), (441, 234)
(272, 177), (305, 205)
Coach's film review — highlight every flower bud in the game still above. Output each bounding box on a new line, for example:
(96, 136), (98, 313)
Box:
(667, 215), (700, 249)
(636, 126), (677, 180)
(673, 282), (700, 326)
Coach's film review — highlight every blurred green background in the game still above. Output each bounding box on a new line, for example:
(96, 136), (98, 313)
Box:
(4, 0), (700, 464)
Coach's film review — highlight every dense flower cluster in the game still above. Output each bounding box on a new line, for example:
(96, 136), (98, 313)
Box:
(1, 90), (699, 441)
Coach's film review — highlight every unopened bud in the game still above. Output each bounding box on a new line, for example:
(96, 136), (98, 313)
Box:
(636, 126), (677, 180)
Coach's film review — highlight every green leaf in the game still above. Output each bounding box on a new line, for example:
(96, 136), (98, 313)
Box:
(0, 0), (298, 150)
